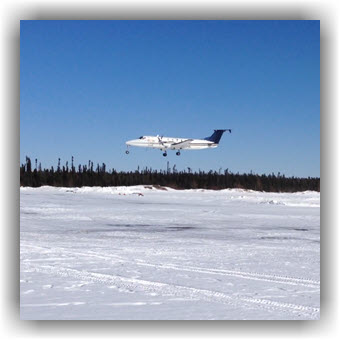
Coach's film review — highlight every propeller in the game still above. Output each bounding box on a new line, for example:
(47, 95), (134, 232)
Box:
(157, 135), (164, 145)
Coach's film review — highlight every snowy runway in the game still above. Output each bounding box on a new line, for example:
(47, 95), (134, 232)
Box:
(20, 186), (320, 320)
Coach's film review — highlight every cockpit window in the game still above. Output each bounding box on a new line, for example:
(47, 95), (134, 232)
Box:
(139, 136), (144, 139)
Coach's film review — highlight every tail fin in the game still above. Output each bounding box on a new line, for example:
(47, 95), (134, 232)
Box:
(204, 129), (230, 144)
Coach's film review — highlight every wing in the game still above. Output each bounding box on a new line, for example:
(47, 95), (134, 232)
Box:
(170, 139), (193, 150)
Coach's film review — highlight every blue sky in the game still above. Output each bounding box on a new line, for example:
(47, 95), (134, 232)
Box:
(20, 20), (320, 177)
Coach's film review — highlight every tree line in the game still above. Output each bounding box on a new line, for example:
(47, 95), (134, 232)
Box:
(20, 156), (320, 192)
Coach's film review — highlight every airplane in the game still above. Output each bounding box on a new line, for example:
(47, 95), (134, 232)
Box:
(125, 129), (231, 157)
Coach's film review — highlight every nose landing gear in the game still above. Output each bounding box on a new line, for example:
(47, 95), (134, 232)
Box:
(162, 152), (167, 157)
(176, 151), (181, 156)
(125, 150), (129, 154)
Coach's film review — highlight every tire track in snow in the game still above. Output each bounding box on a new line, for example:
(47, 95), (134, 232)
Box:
(134, 262), (320, 289)
(22, 263), (320, 319)
(21, 243), (320, 289)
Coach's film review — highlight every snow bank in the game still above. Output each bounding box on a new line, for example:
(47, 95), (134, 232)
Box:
(20, 186), (320, 207)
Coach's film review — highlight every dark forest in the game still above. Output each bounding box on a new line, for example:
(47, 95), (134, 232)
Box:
(20, 157), (320, 192)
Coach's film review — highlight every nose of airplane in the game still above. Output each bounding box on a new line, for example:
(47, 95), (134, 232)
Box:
(126, 139), (139, 146)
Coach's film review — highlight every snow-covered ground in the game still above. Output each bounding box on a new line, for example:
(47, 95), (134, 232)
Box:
(20, 186), (320, 320)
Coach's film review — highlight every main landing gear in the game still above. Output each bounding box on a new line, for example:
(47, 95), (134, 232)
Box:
(162, 151), (180, 157)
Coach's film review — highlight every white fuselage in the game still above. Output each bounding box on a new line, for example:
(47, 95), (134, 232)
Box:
(126, 136), (217, 151)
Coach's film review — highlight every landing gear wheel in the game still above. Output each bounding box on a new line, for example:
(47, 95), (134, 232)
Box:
(176, 151), (181, 156)
(163, 152), (167, 157)
(125, 150), (129, 154)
